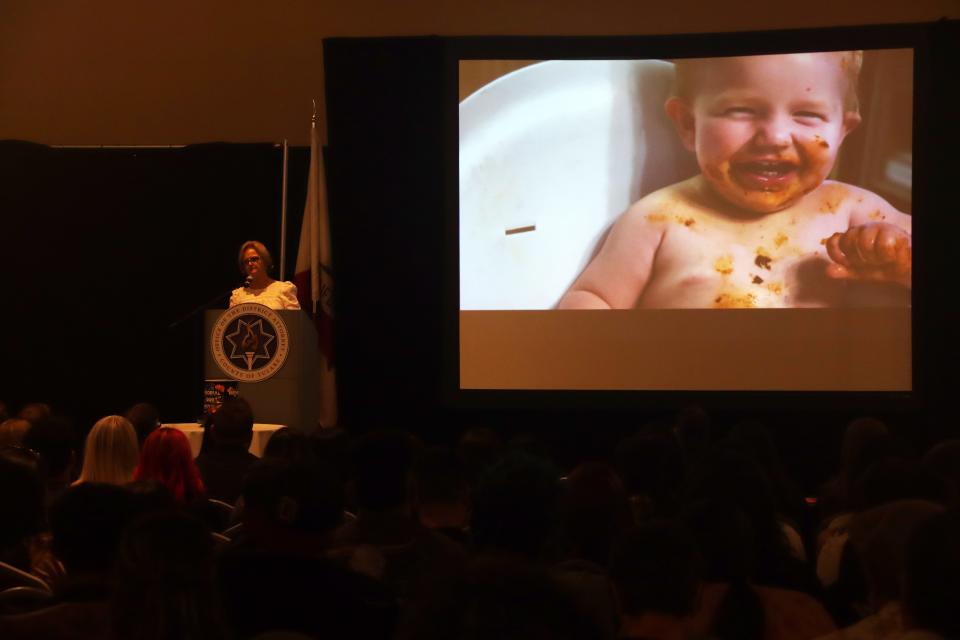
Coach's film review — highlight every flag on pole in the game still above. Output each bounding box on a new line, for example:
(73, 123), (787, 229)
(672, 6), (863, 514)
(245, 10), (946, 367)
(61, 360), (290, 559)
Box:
(294, 113), (337, 428)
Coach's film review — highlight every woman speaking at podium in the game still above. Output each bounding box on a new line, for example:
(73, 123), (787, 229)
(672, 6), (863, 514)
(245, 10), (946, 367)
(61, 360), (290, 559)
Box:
(229, 240), (301, 310)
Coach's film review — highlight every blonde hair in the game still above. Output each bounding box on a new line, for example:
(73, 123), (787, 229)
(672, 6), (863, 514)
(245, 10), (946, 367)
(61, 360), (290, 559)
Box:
(237, 240), (274, 275)
(75, 415), (140, 486)
(672, 50), (863, 112)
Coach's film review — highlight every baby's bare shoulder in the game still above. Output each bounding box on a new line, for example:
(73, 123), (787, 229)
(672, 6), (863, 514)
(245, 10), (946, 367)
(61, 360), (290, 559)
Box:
(621, 179), (703, 229)
(811, 180), (910, 229)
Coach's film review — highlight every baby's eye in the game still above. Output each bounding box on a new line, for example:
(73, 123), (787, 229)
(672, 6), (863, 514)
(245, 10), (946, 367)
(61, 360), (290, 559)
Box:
(795, 111), (827, 121)
(724, 106), (755, 116)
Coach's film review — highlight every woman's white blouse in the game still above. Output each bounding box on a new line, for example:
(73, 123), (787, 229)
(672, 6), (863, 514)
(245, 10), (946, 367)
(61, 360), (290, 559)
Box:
(229, 280), (301, 310)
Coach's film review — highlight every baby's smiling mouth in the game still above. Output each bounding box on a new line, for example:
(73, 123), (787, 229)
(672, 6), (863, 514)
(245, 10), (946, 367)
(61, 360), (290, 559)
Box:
(730, 159), (800, 191)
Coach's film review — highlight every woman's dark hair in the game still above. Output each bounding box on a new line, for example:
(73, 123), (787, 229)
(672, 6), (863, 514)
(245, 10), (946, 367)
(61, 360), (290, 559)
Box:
(902, 509), (960, 637)
(0, 449), (45, 550)
(685, 449), (816, 595)
(398, 557), (605, 640)
(609, 519), (701, 618)
(471, 451), (561, 560)
(726, 420), (803, 520)
(680, 500), (765, 640)
(112, 511), (228, 640)
(614, 426), (685, 518)
(560, 461), (632, 566)
(263, 427), (317, 467)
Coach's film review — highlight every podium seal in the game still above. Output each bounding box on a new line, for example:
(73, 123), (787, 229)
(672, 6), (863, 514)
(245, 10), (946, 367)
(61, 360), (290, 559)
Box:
(211, 303), (290, 382)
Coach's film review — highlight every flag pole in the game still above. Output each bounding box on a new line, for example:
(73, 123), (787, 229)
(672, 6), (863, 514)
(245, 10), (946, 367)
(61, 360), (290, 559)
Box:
(310, 100), (321, 314)
(279, 139), (289, 281)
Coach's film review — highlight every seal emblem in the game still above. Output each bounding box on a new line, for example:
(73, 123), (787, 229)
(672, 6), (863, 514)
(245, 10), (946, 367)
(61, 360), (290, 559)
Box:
(211, 303), (289, 382)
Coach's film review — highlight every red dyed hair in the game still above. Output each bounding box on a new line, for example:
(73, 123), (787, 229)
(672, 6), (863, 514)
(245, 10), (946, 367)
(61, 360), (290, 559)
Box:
(134, 427), (206, 504)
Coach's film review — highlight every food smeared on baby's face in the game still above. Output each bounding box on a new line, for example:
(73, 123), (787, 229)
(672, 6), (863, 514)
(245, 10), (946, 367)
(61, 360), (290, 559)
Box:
(685, 53), (854, 215)
(755, 254), (772, 270)
(752, 275), (764, 284)
(774, 232), (789, 248)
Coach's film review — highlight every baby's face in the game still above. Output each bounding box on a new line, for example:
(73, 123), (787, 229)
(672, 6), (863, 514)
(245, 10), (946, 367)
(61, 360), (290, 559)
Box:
(669, 53), (859, 214)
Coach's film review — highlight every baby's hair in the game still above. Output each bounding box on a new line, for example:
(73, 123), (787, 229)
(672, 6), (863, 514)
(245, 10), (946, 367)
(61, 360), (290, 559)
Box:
(671, 51), (863, 112)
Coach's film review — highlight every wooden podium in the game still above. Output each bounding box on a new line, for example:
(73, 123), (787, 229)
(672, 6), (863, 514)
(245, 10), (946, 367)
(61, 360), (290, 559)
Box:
(204, 308), (319, 432)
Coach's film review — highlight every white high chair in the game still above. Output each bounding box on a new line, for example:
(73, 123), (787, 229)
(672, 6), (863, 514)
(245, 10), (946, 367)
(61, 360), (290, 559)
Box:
(459, 60), (699, 310)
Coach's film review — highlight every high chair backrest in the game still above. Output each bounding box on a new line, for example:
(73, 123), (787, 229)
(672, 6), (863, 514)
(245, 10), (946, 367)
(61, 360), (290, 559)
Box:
(459, 59), (699, 310)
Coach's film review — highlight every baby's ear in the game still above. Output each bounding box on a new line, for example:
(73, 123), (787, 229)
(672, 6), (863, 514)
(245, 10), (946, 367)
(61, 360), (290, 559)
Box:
(842, 110), (862, 138)
(665, 97), (696, 151)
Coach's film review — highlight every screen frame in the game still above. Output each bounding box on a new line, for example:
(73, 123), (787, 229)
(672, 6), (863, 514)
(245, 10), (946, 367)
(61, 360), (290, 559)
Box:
(442, 23), (933, 412)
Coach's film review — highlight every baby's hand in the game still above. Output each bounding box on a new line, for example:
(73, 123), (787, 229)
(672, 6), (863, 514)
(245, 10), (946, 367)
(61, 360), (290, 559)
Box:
(824, 223), (911, 287)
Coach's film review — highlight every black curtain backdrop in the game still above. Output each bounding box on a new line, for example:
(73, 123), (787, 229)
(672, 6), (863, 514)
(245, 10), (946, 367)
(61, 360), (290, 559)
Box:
(1, 141), (309, 432)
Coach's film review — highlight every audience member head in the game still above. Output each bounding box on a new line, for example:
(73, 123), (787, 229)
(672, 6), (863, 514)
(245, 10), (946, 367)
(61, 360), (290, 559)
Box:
(350, 429), (418, 513)
(673, 404), (712, 462)
(18, 402), (52, 425)
(922, 439), (960, 508)
(125, 402), (161, 448)
(902, 509), (960, 637)
(852, 457), (947, 511)
(310, 426), (350, 484)
(113, 511), (227, 640)
(846, 499), (943, 609)
(0, 418), (31, 449)
(471, 450), (561, 560)
(681, 499), (755, 583)
(0, 448), (45, 552)
(263, 427), (317, 466)
(134, 427), (206, 504)
(398, 557), (605, 640)
(610, 520), (701, 625)
(211, 397), (254, 449)
(684, 449), (792, 587)
(507, 433), (555, 465)
(414, 446), (466, 506)
(560, 461), (633, 566)
(242, 457), (343, 539)
(49, 482), (137, 576)
(726, 420), (802, 516)
(615, 426), (685, 517)
(457, 426), (503, 489)
(22, 414), (77, 488)
(413, 446), (469, 534)
(841, 417), (895, 483)
(76, 414), (140, 485)
(679, 499), (765, 640)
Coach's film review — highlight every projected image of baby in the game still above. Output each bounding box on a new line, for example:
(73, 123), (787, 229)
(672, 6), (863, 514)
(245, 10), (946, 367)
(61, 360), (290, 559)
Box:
(558, 52), (911, 309)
